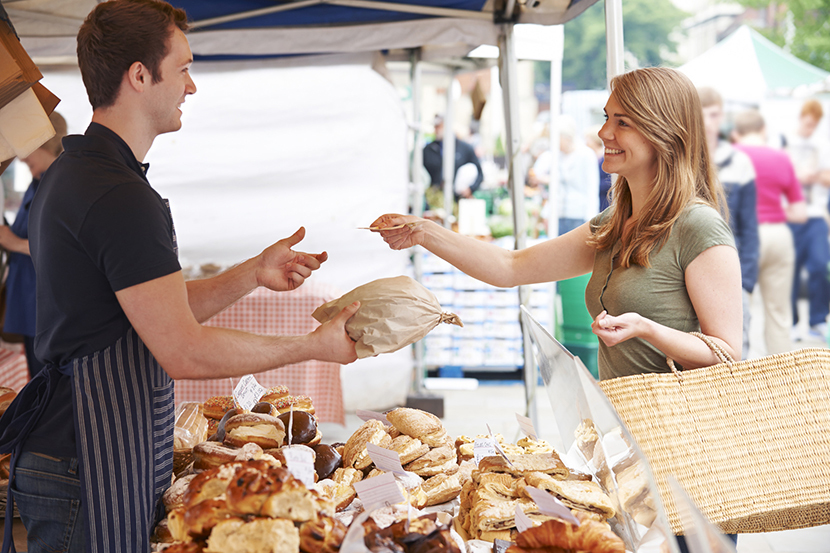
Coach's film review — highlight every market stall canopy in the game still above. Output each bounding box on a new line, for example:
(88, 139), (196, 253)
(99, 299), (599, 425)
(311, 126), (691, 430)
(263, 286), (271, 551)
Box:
(8, 0), (599, 63)
(678, 25), (830, 106)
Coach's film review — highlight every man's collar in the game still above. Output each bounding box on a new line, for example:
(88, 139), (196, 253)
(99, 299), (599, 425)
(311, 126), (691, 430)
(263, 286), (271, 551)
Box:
(83, 122), (151, 182)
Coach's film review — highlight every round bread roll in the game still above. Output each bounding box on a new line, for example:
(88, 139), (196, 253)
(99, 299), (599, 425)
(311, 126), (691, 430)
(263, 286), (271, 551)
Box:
(223, 413), (286, 449)
(277, 410), (318, 445)
(310, 444), (342, 481)
(201, 396), (236, 420)
(163, 474), (197, 511)
(193, 441), (240, 471)
(386, 407), (442, 439)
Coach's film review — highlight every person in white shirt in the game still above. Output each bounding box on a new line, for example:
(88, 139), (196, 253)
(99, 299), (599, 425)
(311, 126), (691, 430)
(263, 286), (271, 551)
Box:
(785, 99), (830, 341)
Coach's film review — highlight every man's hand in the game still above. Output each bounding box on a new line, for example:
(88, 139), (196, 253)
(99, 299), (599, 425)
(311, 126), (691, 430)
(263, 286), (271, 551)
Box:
(309, 301), (360, 364)
(255, 227), (328, 291)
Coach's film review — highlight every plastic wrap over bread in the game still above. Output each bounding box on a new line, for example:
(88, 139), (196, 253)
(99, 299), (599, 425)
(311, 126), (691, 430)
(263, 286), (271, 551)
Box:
(312, 275), (462, 358)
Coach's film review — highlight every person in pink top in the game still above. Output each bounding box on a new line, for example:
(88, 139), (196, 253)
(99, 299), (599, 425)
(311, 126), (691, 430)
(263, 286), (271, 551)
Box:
(733, 109), (807, 354)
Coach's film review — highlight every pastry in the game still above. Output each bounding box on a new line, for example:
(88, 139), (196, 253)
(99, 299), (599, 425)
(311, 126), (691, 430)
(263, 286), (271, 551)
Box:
(422, 473), (462, 506)
(225, 463), (316, 520)
(385, 407), (442, 439)
(309, 444), (342, 481)
(389, 435), (430, 465)
(0, 387), (16, 418)
(205, 517), (300, 553)
(163, 474), (197, 511)
(268, 395), (315, 415)
(202, 396), (236, 420)
(208, 407), (242, 443)
(509, 511), (625, 553)
(251, 401), (278, 416)
(161, 542), (203, 553)
(519, 471), (616, 519)
(193, 441), (242, 471)
(343, 419), (393, 470)
(516, 437), (554, 455)
(278, 410), (318, 445)
(478, 453), (568, 479)
(182, 497), (238, 538)
(223, 413), (286, 449)
(299, 514), (347, 553)
(260, 385), (290, 403)
(404, 445), (455, 473)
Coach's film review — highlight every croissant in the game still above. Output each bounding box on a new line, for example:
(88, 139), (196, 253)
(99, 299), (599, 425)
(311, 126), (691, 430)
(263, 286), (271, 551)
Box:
(515, 512), (624, 553)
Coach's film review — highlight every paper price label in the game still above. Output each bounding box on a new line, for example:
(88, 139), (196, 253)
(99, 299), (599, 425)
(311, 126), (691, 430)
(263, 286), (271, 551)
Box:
(233, 375), (265, 412)
(514, 505), (535, 533)
(524, 486), (580, 526)
(283, 446), (316, 489)
(356, 409), (391, 426)
(515, 413), (538, 441)
(353, 471), (405, 511)
(366, 443), (406, 475)
(473, 438), (497, 466)
(486, 423), (513, 465)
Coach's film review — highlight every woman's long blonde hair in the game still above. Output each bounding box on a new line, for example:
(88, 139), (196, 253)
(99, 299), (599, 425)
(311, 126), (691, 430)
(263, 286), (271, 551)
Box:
(586, 67), (725, 267)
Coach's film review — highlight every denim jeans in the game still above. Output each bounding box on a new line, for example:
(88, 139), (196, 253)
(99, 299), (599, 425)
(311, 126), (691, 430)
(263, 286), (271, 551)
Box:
(12, 451), (85, 553)
(789, 218), (830, 327)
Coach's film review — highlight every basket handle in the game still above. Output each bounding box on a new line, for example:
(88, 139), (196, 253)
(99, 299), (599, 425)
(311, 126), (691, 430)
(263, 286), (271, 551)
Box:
(666, 331), (735, 379)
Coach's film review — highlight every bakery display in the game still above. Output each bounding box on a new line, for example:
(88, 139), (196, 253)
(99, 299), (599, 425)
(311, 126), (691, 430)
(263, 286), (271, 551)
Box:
(0, 386), (16, 419)
(156, 398), (642, 553)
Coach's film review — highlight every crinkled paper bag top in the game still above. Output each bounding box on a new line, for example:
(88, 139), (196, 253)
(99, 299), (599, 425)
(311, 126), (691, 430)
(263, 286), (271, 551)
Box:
(312, 275), (462, 359)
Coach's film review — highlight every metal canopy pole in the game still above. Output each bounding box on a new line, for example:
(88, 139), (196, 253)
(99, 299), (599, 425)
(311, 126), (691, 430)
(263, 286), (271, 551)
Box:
(605, 0), (625, 86)
(498, 23), (537, 429)
(441, 72), (457, 229)
(410, 49), (427, 395)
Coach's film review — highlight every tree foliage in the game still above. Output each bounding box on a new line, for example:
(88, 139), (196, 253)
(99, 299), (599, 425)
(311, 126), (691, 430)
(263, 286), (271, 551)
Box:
(733, 0), (830, 71)
(536, 0), (687, 91)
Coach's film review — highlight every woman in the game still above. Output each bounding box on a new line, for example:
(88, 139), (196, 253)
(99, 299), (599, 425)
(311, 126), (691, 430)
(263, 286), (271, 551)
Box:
(0, 111), (67, 378)
(372, 67), (742, 377)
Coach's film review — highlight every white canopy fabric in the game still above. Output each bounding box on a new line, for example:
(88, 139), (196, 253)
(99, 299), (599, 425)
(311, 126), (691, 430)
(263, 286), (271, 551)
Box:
(678, 25), (830, 106)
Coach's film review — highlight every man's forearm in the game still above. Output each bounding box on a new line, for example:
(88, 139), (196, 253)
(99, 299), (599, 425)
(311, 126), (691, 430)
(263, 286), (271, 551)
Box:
(186, 258), (259, 323)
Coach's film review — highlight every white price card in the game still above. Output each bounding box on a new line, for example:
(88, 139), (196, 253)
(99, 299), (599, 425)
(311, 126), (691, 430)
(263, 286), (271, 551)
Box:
(524, 486), (580, 526)
(473, 438), (497, 466)
(366, 443), (406, 475)
(487, 424), (514, 465)
(233, 375), (266, 412)
(515, 413), (538, 441)
(514, 505), (535, 533)
(283, 446), (316, 489)
(356, 409), (391, 426)
(353, 471), (405, 511)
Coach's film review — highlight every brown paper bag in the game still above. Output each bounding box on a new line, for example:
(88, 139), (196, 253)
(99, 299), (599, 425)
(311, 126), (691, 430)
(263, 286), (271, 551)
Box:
(312, 275), (462, 358)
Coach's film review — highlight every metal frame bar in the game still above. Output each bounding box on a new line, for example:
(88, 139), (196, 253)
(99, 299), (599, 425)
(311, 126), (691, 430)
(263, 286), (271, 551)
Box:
(189, 0), (491, 29)
(604, 0), (624, 86)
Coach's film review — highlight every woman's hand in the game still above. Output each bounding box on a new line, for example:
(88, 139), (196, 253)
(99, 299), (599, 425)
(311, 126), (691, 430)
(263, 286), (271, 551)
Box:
(592, 310), (649, 347)
(369, 214), (427, 250)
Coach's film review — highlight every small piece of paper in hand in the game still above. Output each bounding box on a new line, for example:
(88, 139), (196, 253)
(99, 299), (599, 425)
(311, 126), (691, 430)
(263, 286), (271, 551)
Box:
(356, 409), (391, 426)
(234, 375), (265, 412)
(524, 486), (580, 526)
(357, 222), (421, 231)
(366, 443), (406, 475)
(353, 471), (405, 511)
(514, 505), (535, 532)
(515, 413), (538, 440)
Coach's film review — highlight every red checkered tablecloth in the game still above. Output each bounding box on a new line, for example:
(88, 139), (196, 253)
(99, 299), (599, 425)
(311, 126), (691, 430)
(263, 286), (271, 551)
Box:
(0, 342), (28, 392)
(174, 282), (346, 424)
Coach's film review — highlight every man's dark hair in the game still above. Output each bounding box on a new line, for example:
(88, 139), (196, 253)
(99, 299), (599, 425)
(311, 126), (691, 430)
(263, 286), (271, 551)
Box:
(77, 0), (188, 110)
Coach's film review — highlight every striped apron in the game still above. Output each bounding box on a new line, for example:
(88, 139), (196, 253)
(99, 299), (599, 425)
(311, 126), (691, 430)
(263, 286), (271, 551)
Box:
(0, 198), (179, 553)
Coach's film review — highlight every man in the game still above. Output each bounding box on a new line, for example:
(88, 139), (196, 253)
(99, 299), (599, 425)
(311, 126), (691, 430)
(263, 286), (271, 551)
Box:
(698, 87), (759, 359)
(422, 115), (484, 200)
(0, 2), (358, 552)
(784, 99), (830, 341)
(733, 109), (807, 355)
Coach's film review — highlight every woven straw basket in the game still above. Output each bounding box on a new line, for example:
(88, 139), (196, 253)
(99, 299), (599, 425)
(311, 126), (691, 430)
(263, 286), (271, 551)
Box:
(599, 338), (830, 534)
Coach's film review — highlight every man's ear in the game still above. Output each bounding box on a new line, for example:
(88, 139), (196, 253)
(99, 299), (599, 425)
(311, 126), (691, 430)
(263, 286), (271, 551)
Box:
(126, 61), (148, 92)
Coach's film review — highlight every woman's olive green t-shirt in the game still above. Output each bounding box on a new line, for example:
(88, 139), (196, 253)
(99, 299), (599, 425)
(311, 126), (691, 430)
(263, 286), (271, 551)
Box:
(585, 203), (735, 380)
